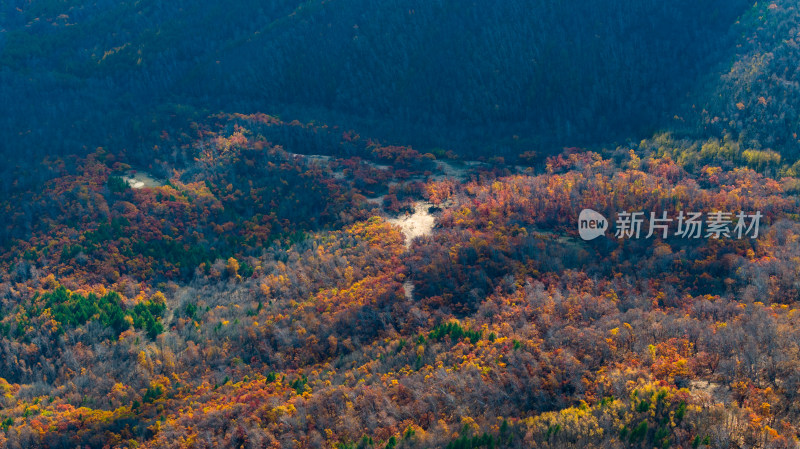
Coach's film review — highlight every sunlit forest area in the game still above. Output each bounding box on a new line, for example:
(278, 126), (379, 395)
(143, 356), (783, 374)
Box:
(2, 1), (800, 448)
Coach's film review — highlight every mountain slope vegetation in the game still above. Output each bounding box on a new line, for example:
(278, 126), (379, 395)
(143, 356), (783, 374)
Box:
(1, 0), (757, 162)
(4, 1), (800, 448)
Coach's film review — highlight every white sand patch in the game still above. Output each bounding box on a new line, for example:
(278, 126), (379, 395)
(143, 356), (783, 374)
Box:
(307, 154), (332, 163)
(402, 280), (415, 301)
(362, 160), (391, 171)
(288, 152), (331, 163)
(388, 201), (436, 247)
(122, 172), (164, 189)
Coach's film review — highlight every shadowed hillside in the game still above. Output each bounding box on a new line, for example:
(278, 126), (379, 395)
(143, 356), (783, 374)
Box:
(1, 0), (753, 163)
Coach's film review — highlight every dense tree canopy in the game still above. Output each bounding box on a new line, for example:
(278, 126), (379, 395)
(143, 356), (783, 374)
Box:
(1, 114), (799, 447)
(4, 1), (800, 447)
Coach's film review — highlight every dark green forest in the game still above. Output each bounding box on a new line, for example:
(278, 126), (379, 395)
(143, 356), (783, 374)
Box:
(1, 0), (784, 169)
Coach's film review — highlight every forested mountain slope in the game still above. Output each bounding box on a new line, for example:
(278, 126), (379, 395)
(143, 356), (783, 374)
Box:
(1, 115), (800, 447)
(4, 1), (800, 448)
(699, 0), (800, 160)
(1, 0), (757, 163)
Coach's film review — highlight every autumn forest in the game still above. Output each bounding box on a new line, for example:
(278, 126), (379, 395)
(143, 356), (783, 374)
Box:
(2, 1), (800, 448)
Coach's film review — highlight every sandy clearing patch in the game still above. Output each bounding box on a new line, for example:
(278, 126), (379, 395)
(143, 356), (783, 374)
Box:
(287, 152), (331, 162)
(122, 172), (164, 189)
(388, 201), (436, 247)
(362, 160), (391, 171)
(402, 280), (415, 301)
